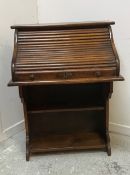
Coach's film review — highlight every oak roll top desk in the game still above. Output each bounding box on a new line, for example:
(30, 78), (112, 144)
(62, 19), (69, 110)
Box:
(8, 21), (124, 161)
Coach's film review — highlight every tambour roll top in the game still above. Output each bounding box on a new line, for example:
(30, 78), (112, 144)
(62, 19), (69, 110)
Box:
(9, 21), (124, 86)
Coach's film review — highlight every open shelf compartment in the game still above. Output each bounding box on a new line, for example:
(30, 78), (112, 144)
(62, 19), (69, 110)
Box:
(29, 110), (106, 153)
(24, 83), (106, 112)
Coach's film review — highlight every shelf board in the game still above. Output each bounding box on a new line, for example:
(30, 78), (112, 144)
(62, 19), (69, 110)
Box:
(30, 132), (106, 153)
(28, 106), (104, 114)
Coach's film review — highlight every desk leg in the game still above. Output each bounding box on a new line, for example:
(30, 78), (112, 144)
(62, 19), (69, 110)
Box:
(105, 82), (113, 156)
(19, 87), (30, 161)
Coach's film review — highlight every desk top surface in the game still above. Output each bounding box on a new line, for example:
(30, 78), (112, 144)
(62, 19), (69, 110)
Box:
(11, 21), (115, 29)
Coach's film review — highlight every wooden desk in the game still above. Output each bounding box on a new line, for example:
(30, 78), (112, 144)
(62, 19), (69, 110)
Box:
(8, 21), (124, 161)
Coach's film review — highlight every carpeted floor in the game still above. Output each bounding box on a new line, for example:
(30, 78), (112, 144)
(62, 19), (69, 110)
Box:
(0, 131), (130, 175)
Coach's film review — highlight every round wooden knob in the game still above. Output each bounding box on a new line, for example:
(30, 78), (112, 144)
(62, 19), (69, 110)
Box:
(68, 72), (72, 77)
(95, 71), (101, 77)
(29, 74), (35, 80)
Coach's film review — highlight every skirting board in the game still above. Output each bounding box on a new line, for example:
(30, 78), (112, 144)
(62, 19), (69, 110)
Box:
(0, 120), (24, 142)
(110, 122), (130, 136)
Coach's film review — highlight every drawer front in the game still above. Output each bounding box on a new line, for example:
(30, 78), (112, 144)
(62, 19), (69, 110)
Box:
(15, 68), (116, 82)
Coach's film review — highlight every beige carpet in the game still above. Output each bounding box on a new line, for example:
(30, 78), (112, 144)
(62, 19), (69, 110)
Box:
(0, 131), (130, 175)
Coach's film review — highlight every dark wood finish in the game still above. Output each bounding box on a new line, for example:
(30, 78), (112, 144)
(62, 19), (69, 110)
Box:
(9, 21), (123, 85)
(8, 22), (124, 161)
(11, 21), (115, 29)
(30, 132), (106, 153)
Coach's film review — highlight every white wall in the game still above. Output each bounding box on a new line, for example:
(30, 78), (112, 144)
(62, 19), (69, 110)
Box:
(38, 0), (130, 135)
(0, 0), (38, 141)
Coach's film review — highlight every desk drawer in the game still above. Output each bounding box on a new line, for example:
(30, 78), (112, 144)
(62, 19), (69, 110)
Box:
(15, 68), (116, 82)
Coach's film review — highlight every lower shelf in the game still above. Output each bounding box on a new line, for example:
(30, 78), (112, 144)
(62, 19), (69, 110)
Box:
(30, 132), (106, 153)
(28, 106), (104, 113)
